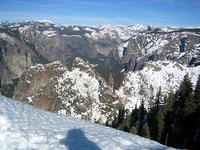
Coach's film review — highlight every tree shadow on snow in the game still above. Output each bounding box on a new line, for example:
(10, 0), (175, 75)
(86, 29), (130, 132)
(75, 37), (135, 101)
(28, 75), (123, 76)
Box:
(60, 129), (101, 150)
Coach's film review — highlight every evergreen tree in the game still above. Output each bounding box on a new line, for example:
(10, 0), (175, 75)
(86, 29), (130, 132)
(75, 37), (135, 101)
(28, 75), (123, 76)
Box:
(168, 74), (194, 148)
(161, 91), (176, 145)
(140, 122), (150, 139)
(139, 99), (147, 120)
(184, 93), (196, 115)
(176, 74), (193, 108)
(118, 106), (127, 127)
(130, 106), (140, 128)
(154, 87), (162, 109)
(122, 115), (131, 132)
(111, 116), (118, 129)
(155, 109), (165, 142)
(112, 105), (128, 130)
(148, 89), (165, 142)
(194, 75), (200, 99)
(164, 91), (175, 111)
(138, 100), (147, 135)
(130, 126), (137, 134)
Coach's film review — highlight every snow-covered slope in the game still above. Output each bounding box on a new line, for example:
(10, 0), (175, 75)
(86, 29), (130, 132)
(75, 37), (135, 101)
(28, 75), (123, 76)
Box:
(84, 24), (151, 40)
(0, 96), (176, 150)
(116, 61), (200, 110)
(13, 58), (118, 123)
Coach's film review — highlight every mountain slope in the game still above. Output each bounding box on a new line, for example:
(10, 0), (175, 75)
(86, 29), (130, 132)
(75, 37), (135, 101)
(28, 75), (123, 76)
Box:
(116, 28), (200, 72)
(116, 61), (200, 110)
(0, 96), (176, 150)
(13, 58), (119, 122)
(0, 21), (151, 86)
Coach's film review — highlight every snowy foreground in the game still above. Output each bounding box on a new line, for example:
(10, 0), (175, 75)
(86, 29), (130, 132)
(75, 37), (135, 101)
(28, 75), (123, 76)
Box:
(0, 96), (176, 150)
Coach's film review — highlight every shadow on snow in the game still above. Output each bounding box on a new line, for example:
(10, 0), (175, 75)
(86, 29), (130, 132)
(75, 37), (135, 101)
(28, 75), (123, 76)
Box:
(60, 128), (101, 150)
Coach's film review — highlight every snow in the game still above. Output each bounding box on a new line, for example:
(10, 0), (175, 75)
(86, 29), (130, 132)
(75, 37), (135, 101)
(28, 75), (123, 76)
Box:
(0, 96), (176, 150)
(55, 67), (102, 122)
(26, 80), (31, 84)
(118, 41), (129, 58)
(9, 24), (20, 28)
(56, 68), (100, 99)
(131, 24), (150, 31)
(42, 30), (56, 37)
(133, 33), (170, 55)
(62, 34), (81, 38)
(116, 61), (200, 110)
(194, 43), (200, 50)
(84, 24), (151, 40)
(22, 59), (114, 123)
(0, 33), (15, 43)
(27, 96), (33, 103)
(18, 25), (31, 33)
(85, 27), (96, 32)
(160, 26), (180, 32)
(72, 26), (80, 31)
(35, 19), (55, 24)
(30, 64), (45, 72)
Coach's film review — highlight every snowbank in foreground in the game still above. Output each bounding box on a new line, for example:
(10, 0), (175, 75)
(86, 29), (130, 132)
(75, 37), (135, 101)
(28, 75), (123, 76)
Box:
(0, 96), (176, 150)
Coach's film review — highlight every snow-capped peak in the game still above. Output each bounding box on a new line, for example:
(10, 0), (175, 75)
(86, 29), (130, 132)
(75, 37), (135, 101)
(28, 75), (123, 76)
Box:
(35, 19), (55, 24)
(131, 24), (150, 31)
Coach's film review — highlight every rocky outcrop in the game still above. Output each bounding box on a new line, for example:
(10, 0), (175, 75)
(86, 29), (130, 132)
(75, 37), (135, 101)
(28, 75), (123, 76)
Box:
(13, 59), (119, 123)
(0, 32), (33, 86)
(13, 61), (66, 111)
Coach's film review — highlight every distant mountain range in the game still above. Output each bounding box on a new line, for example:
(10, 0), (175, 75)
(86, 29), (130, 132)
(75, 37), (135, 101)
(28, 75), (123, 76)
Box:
(0, 20), (200, 122)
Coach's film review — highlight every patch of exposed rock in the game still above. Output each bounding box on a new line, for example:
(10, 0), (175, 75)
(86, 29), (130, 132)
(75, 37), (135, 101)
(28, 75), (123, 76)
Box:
(14, 58), (120, 123)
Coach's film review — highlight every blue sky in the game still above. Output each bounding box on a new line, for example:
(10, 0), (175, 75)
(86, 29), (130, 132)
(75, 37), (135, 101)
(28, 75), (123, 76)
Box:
(0, 0), (200, 26)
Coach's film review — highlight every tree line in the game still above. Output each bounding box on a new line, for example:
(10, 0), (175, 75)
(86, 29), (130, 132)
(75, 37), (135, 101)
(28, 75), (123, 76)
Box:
(106, 74), (200, 150)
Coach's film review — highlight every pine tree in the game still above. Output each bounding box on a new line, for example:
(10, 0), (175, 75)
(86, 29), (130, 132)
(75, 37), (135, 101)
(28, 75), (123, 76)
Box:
(112, 116), (118, 128)
(140, 122), (150, 139)
(112, 105), (128, 130)
(193, 75), (200, 112)
(130, 126), (137, 134)
(122, 115), (131, 132)
(138, 100), (147, 135)
(168, 74), (194, 148)
(155, 87), (162, 109)
(162, 92), (176, 145)
(118, 106), (127, 127)
(155, 109), (165, 142)
(148, 89), (165, 142)
(130, 106), (140, 127)
(139, 100), (147, 120)
(184, 93), (196, 115)
(194, 75), (200, 99)
(177, 74), (193, 108)
(165, 91), (175, 111)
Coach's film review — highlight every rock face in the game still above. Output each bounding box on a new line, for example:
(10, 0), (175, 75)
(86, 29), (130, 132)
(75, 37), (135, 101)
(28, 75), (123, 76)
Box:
(0, 32), (32, 86)
(0, 27), (49, 87)
(116, 29), (200, 72)
(0, 21), (151, 86)
(13, 58), (119, 122)
(13, 61), (66, 111)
